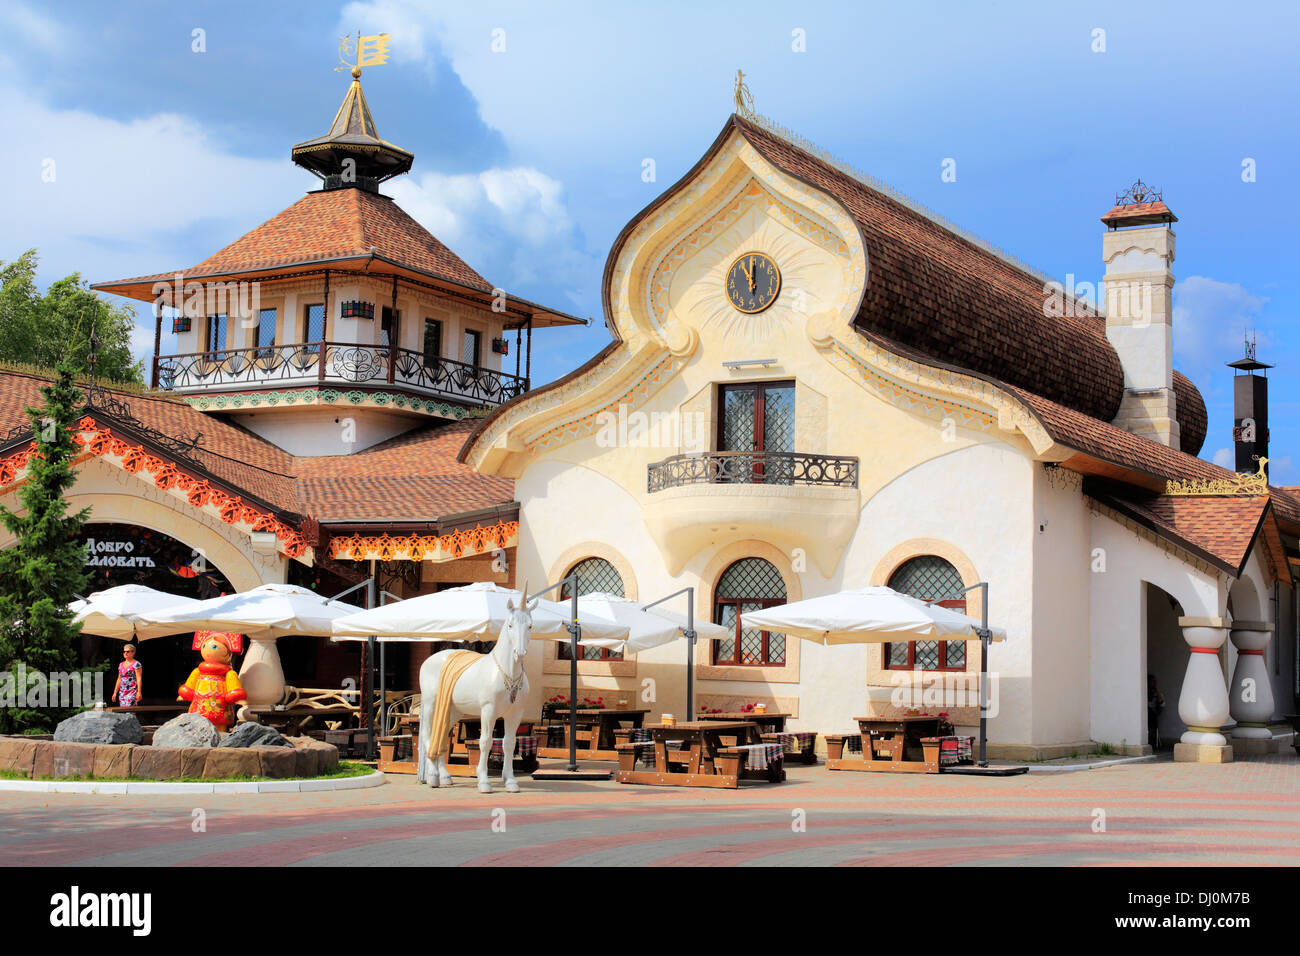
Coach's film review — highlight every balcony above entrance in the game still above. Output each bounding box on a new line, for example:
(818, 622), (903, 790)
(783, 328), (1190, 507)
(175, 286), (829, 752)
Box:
(644, 451), (861, 576)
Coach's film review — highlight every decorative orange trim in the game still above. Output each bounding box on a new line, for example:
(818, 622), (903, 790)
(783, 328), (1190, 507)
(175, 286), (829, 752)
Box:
(327, 520), (519, 563)
(0, 417), (308, 559)
(1190, 647), (1220, 654)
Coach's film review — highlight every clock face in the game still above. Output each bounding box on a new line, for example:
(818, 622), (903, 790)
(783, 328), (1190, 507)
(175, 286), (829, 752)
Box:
(725, 252), (781, 314)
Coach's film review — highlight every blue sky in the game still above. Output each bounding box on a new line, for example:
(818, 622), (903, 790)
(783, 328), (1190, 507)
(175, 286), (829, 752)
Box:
(3, 1), (1298, 478)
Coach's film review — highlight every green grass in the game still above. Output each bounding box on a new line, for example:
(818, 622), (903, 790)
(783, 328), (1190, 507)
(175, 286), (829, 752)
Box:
(0, 760), (372, 784)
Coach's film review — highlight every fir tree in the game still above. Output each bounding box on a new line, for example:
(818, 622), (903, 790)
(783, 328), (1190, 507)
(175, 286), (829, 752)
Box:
(0, 366), (91, 731)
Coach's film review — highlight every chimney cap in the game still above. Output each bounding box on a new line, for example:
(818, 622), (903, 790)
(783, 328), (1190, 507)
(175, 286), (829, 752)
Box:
(1101, 179), (1177, 228)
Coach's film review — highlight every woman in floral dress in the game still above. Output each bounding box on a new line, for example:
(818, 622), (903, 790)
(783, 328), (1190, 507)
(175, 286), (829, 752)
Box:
(111, 644), (143, 707)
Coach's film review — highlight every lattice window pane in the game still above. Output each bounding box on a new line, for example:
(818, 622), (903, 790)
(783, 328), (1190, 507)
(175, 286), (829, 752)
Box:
(559, 558), (625, 661)
(888, 556), (966, 671)
(304, 304), (324, 343)
(763, 385), (795, 453)
(888, 642), (909, 667)
(889, 556), (964, 602)
(258, 309), (276, 348)
(914, 640), (940, 670)
(561, 558), (624, 599)
(946, 640), (966, 668)
(716, 558), (785, 601)
(722, 388), (755, 452)
(716, 603), (737, 662)
(768, 633), (785, 664)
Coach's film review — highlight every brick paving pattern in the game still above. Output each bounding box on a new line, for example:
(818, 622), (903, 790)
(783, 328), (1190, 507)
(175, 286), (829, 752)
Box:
(1, 754), (1296, 866)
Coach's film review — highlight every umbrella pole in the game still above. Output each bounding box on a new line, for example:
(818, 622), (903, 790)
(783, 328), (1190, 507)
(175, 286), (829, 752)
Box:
(640, 587), (699, 720)
(976, 582), (990, 767)
(568, 587), (580, 772)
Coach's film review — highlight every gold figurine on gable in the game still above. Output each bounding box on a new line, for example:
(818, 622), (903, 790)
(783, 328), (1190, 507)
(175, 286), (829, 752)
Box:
(734, 69), (754, 118)
(336, 31), (393, 78)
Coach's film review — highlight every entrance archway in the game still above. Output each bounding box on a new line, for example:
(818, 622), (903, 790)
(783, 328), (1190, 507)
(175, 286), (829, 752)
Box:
(1143, 582), (1186, 751)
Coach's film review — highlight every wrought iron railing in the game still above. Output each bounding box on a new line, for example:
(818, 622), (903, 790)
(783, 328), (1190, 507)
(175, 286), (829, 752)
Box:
(647, 451), (859, 492)
(153, 341), (528, 406)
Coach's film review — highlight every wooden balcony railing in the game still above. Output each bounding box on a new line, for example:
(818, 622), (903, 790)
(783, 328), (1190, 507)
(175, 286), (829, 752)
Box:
(646, 451), (859, 492)
(153, 341), (528, 406)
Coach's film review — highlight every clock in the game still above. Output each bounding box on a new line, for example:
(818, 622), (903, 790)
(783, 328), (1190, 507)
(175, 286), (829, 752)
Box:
(725, 251), (781, 314)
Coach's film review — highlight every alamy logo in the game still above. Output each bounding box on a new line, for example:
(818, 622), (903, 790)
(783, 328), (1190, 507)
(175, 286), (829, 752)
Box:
(0, 663), (102, 710)
(49, 886), (151, 936)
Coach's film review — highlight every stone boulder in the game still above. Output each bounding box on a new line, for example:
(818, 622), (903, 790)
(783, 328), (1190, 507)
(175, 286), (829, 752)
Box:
(153, 713), (220, 749)
(54, 710), (143, 745)
(220, 722), (291, 749)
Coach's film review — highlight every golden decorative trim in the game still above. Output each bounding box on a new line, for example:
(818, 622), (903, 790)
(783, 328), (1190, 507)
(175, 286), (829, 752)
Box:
(1165, 458), (1268, 497)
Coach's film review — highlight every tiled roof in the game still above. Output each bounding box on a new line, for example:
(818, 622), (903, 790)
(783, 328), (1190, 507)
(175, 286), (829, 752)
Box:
(189, 188), (490, 290)
(1086, 481), (1270, 575)
(294, 419), (515, 522)
(734, 116), (1206, 446)
(1100, 201), (1178, 227)
(99, 187), (491, 293)
(0, 372), (513, 527)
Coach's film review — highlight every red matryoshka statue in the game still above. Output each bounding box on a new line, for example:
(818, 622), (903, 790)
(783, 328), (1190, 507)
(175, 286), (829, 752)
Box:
(177, 630), (247, 730)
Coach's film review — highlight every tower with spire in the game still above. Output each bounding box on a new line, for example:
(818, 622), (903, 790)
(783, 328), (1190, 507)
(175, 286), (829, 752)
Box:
(93, 42), (583, 457)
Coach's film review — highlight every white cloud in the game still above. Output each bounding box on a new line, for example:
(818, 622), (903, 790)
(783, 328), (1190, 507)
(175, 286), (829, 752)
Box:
(0, 3), (60, 53)
(388, 166), (592, 296)
(1173, 276), (1269, 371)
(1211, 447), (1233, 468)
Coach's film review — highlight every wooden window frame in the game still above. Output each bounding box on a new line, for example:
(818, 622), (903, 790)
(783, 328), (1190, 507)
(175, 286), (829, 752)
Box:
(885, 598), (969, 672)
(712, 596), (787, 667)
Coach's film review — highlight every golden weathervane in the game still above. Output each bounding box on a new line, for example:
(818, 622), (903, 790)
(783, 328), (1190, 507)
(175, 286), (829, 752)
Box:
(336, 31), (392, 78)
(734, 69), (754, 118)
(1165, 457), (1269, 496)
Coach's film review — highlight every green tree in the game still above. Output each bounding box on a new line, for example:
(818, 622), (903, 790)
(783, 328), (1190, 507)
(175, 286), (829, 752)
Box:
(0, 366), (92, 732)
(0, 249), (144, 385)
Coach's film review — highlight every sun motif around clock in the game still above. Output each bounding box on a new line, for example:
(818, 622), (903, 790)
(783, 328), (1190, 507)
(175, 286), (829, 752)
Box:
(725, 251), (781, 314)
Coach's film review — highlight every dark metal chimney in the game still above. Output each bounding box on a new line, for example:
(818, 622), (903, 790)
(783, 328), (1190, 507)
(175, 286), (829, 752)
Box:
(1228, 334), (1271, 475)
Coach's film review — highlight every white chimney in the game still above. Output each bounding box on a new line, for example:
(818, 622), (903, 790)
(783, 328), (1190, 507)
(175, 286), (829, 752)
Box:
(1101, 181), (1179, 449)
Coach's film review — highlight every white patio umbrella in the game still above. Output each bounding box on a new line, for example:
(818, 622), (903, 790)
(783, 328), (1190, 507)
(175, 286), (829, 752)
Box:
(741, 585), (1008, 769)
(137, 583), (358, 639)
(739, 586), (1005, 645)
(329, 581), (629, 644)
(135, 583), (364, 717)
(574, 592), (730, 653)
(69, 585), (204, 641)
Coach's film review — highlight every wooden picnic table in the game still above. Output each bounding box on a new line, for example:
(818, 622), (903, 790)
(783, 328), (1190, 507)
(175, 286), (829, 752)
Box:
(698, 712), (819, 763)
(825, 716), (942, 773)
(615, 720), (786, 789)
(379, 715), (538, 776)
(539, 708), (649, 761)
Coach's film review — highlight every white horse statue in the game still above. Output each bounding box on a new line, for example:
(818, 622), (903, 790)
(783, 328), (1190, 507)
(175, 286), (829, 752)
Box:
(417, 585), (536, 793)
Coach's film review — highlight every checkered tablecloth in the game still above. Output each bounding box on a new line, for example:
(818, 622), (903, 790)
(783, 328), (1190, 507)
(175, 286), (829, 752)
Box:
(631, 728), (652, 743)
(768, 732), (816, 755)
(484, 736), (537, 759)
(733, 743), (784, 770)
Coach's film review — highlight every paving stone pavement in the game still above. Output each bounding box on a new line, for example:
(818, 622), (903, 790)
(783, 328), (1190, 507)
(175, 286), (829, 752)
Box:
(1, 754), (1297, 866)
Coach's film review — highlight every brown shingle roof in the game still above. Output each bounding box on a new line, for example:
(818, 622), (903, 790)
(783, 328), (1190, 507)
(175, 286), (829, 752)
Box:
(734, 117), (1209, 448)
(294, 420), (514, 522)
(1100, 201), (1177, 227)
(183, 188), (490, 290)
(96, 187), (491, 293)
(0, 371), (513, 527)
(1086, 482), (1270, 575)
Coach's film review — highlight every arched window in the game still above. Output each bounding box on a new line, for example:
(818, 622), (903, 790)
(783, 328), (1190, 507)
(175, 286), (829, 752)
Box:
(713, 557), (787, 666)
(559, 557), (625, 661)
(886, 555), (967, 671)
